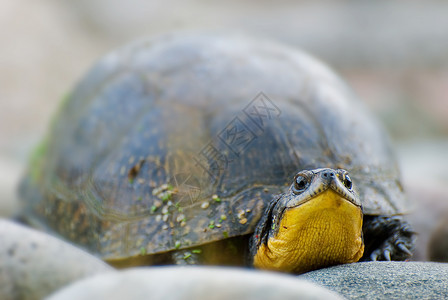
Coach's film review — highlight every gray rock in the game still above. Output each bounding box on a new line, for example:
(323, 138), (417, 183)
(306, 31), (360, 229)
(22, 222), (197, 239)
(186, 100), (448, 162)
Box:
(0, 219), (114, 300)
(406, 181), (448, 261)
(0, 157), (22, 218)
(301, 261), (448, 299)
(428, 218), (448, 262)
(48, 266), (344, 300)
(398, 140), (448, 261)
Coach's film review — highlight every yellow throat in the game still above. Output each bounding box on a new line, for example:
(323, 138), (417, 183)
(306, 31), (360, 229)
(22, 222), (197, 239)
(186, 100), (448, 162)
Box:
(253, 189), (364, 273)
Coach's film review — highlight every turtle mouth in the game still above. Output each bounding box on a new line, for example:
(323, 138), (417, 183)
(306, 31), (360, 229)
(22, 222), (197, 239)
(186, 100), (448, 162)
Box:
(328, 179), (361, 207)
(287, 185), (361, 210)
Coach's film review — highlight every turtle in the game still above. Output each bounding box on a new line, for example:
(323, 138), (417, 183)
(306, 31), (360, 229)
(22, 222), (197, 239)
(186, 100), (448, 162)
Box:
(19, 33), (415, 273)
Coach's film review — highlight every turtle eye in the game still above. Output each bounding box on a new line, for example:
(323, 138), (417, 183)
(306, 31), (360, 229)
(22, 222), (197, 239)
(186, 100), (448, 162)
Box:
(293, 175), (309, 194)
(343, 174), (353, 190)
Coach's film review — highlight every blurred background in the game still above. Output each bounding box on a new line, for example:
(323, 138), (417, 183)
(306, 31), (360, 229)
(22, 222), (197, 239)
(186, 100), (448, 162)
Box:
(1, 0), (447, 259)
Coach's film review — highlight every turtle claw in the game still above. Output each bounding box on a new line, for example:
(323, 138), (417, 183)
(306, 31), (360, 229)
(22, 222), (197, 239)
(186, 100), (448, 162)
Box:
(369, 230), (415, 261)
(370, 244), (392, 261)
(397, 242), (413, 256)
(383, 249), (391, 261)
(402, 225), (416, 235)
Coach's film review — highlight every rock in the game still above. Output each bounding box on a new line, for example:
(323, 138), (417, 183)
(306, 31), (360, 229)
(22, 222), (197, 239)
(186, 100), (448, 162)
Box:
(392, 140), (448, 261)
(0, 157), (22, 217)
(0, 219), (114, 300)
(401, 175), (448, 261)
(428, 218), (448, 262)
(301, 261), (448, 299)
(48, 266), (344, 300)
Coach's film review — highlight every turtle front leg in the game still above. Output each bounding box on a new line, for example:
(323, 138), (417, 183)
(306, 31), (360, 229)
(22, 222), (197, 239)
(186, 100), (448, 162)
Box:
(362, 215), (416, 261)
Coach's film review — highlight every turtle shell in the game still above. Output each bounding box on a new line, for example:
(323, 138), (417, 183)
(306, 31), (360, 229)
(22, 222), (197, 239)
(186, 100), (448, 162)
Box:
(20, 33), (409, 262)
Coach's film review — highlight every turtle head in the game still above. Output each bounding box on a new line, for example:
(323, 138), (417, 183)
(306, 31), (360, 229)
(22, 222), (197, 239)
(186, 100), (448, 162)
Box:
(288, 168), (361, 208)
(251, 168), (364, 274)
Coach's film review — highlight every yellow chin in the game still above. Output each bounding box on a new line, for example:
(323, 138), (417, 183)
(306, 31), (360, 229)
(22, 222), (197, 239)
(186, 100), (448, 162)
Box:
(253, 190), (364, 274)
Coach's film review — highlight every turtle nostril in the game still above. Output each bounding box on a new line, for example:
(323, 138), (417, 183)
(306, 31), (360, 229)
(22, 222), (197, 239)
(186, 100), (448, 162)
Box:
(322, 171), (335, 178)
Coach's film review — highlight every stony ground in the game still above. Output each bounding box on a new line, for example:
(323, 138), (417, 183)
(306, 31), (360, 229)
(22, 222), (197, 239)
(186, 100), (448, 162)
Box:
(2, 219), (448, 299)
(302, 261), (448, 299)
